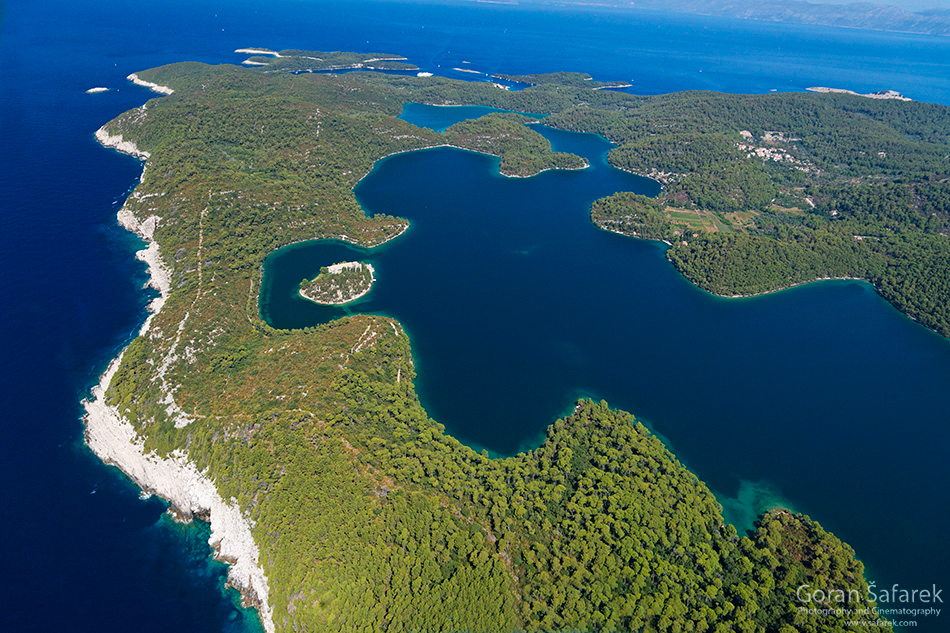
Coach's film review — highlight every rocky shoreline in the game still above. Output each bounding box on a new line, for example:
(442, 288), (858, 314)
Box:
(299, 261), (376, 305)
(128, 73), (174, 95)
(95, 126), (151, 161)
(84, 129), (275, 633)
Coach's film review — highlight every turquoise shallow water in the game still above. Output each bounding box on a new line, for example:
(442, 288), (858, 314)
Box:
(263, 108), (950, 629)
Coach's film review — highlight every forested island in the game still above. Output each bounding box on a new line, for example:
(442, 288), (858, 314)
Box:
(237, 47), (420, 72)
(79, 50), (950, 632)
(300, 261), (375, 305)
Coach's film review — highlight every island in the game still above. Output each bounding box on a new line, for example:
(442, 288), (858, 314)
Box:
(806, 86), (911, 101)
(78, 50), (948, 633)
(237, 47), (419, 72)
(299, 261), (375, 305)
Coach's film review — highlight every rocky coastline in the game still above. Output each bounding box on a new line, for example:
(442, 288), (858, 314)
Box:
(84, 131), (275, 633)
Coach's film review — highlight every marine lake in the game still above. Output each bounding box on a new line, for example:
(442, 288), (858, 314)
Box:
(262, 106), (950, 629)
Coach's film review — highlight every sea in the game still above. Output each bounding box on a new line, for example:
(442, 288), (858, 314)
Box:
(3, 0), (950, 631)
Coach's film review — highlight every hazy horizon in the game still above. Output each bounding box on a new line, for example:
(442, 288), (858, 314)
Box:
(519, 0), (950, 12)
(816, 0), (950, 10)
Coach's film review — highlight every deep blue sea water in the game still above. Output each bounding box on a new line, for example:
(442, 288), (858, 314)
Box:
(3, 0), (950, 631)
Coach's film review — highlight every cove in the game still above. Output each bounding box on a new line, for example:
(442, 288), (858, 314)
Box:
(260, 109), (950, 611)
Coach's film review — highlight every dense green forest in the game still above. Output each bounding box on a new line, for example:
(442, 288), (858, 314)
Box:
(544, 90), (950, 334)
(493, 71), (631, 90)
(591, 192), (672, 240)
(90, 58), (950, 632)
(443, 112), (586, 177)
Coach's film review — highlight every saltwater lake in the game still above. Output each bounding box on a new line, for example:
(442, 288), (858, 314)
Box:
(3, 0), (949, 630)
(262, 108), (950, 627)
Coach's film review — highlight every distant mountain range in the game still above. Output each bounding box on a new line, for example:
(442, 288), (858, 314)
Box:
(535, 0), (950, 36)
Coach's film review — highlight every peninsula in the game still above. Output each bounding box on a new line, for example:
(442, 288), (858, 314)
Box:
(299, 261), (375, 305)
(127, 72), (174, 95)
(79, 51), (950, 632)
